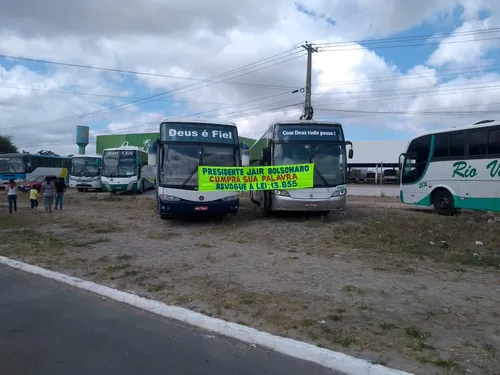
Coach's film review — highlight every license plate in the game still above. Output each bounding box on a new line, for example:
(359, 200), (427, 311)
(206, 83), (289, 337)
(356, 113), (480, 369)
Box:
(305, 203), (317, 207)
(195, 206), (208, 211)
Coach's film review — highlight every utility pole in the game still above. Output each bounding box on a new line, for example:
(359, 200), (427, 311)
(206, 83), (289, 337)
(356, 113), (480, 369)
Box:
(300, 42), (318, 120)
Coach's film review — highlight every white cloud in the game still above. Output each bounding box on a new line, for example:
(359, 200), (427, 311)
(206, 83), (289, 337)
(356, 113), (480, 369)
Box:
(427, 17), (500, 67)
(1, 0), (500, 156)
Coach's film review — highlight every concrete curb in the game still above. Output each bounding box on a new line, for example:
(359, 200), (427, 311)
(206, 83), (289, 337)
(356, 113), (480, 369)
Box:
(0, 256), (413, 375)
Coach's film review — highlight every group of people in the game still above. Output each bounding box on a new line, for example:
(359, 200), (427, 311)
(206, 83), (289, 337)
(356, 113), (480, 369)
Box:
(4, 176), (67, 214)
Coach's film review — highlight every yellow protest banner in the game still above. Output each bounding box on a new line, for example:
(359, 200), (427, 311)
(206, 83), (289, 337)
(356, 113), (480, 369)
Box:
(198, 164), (314, 192)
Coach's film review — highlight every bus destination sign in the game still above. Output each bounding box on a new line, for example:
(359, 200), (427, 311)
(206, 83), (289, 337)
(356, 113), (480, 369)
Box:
(275, 125), (344, 142)
(161, 123), (237, 144)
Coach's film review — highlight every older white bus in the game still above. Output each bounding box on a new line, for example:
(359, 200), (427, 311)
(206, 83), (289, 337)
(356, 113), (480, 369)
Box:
(156, 118), (242, 219)
(249, 120), (353, 215)
(400, 119), (500, 215)
(69, 154), (102, 192)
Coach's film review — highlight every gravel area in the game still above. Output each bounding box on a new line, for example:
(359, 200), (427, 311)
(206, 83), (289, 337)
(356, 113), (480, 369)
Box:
(1, 190), (499, 375)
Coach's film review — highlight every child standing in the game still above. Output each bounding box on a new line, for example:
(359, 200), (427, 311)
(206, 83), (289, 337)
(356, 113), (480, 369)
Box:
(29, 186), (39, 213)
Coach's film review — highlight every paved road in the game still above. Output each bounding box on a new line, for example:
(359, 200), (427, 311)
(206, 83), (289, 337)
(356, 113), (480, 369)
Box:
(0, 265), (340, 375)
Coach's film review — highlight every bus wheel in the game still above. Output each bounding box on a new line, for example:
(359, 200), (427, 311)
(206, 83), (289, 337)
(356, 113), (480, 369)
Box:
(77, 188), (83, 192)
(160, 214), (169, 220)
(140, 182), (144, 194)
(261, 192), (272, 216)
(433, 189), (455, 216)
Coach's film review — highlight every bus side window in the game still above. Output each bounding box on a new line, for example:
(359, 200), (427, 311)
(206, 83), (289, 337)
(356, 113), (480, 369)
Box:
(488, 129), (500, 155)
(449, 132), (466, 157)
(468, 130), (488, 156)
(433, 134), (449, 158)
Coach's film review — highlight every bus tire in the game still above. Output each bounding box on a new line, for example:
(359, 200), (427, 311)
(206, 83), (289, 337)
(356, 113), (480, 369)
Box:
(261, 192), (273, 216)
(432, 188), (455, 216)
(160, 214), (169, 220)
(140, 181), (144, 194)
(77, 188), (84, 192)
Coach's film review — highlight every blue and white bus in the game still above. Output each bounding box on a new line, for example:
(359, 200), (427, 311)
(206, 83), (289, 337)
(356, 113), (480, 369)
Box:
(156, 118), (242, 219)
(0, 153), (71, 189)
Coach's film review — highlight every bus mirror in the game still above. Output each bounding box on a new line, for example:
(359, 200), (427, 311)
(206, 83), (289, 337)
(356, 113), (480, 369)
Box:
(348, 149), (354, 159)
(398, 153), (405, 168)
(136, 157), (140, 166)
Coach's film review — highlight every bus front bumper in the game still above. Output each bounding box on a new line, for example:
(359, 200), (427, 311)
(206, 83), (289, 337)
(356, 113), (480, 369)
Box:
(271, 194), (347, 211)
(158, 198), (239, 216)
(101, 181), (137, 192)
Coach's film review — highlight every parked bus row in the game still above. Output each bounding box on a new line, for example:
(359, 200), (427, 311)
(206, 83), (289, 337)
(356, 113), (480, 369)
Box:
(3, 118), (498, 217)
(155, 118), (354, 219)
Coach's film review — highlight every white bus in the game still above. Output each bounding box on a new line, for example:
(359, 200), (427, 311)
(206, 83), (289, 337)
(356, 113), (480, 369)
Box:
(400, 119), (500, 215)
(156, 118), (242, 219)
(101, 146), (155, 193)
(69, 154), (102, 192)
(249, 120), (353, 215)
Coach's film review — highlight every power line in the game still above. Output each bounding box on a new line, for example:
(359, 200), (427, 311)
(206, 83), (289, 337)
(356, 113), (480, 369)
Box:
(314, 27), (500, 47)
(0, 50), (300, 90)
(19, 99), (500, 149)
(318, 35), (500, 53)
(7, 50), (305, 130)
(315, 62), (500, 88)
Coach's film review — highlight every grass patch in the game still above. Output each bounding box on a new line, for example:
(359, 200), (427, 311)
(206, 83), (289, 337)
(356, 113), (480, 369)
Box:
(105, 263), (131, 272)
(72, 237), (110, 247)
(418, 356), (460, 369)
(0, 228), (68, 258)
(147, 231), (180, 240)
(330, 209), (500, 268)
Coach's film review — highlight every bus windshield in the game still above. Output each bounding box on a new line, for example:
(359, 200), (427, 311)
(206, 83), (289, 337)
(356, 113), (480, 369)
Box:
(102, 151), (137, 178)
(0, 157), (25, 173)
(273, 143), (346, 187)
(160, 144), (238, 188)
(71, 158), (100, 177)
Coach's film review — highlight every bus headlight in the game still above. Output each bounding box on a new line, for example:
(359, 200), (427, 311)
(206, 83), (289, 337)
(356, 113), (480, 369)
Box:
(331, 189), (346, 197)
(274, 190), (290, 197)
(222, 195), (239, 201)
(159, 194), (181, 201)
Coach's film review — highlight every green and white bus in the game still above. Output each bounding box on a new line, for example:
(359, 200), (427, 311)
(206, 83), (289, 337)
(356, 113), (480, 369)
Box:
(101, 146), (155, 193)
(399, 119), (500, 215)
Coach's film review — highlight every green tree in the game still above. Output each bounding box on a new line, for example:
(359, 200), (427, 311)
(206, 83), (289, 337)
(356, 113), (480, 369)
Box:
(0, 135), (18, 154)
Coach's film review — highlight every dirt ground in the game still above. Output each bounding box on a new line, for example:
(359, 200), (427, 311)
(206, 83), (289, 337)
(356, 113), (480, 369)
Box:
(1, 190), (499, 375)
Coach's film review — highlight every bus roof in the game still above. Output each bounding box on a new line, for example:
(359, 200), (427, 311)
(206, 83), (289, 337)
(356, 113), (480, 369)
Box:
(411, 119), (500, 140)
(159, 117), (237, 127)
(0, 153), (70, 159)
(71, 153), (102, 158)
(271, 120), (343, 126)
(102, 146), (146, 152)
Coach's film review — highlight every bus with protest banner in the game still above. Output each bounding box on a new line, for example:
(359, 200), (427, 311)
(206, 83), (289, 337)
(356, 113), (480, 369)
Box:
(248, 120), (354, 215)
(156, 118), (244, 219)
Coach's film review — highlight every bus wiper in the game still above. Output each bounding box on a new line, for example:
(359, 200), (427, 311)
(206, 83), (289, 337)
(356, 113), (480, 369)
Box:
(181, 166), (199, 188)
(313, 165), (329, 187)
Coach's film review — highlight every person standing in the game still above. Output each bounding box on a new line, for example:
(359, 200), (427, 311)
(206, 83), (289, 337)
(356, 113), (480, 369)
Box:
(40, 177), (56, 213)
(29, 186), (40, 213)
(55, 177), (66, 211)
(4, 179), (17, 214)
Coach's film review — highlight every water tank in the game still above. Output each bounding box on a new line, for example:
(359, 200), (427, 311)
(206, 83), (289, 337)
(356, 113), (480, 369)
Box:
(76, 125), (89, 155)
